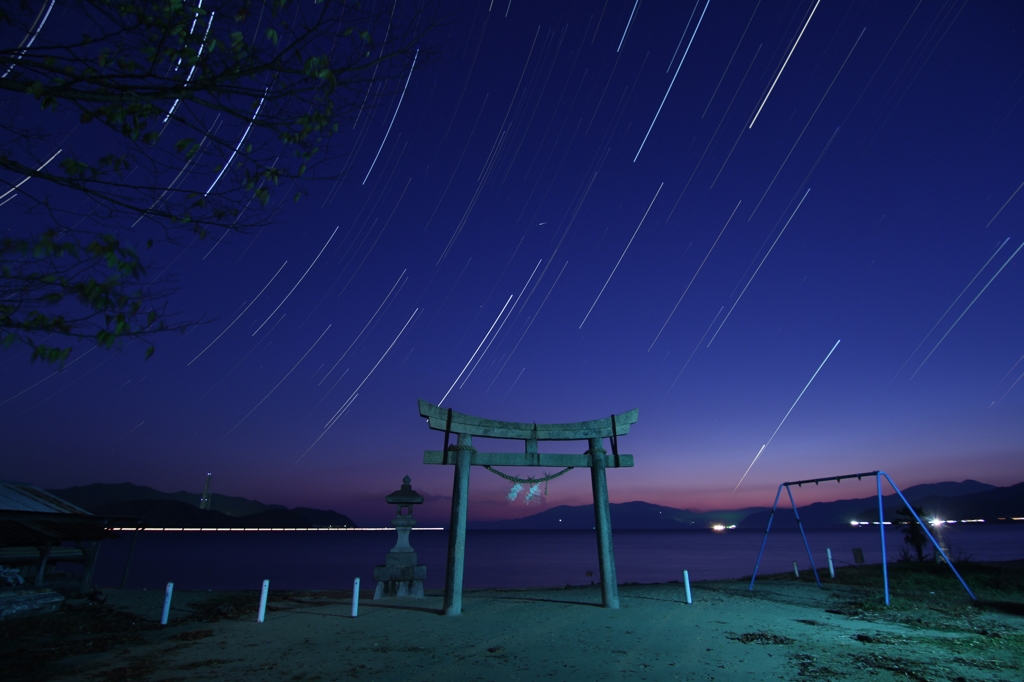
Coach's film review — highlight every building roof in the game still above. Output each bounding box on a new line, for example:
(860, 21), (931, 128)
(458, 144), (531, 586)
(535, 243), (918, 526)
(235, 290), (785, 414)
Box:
(0, 481), (92, 515)
(0, 482), (117, 545)
(0, 513), (116, 544)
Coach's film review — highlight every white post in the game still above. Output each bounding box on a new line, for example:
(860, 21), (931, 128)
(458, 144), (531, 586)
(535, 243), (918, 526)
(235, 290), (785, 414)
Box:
(683, 570), (692, 604)
(160, 582), (174, 625)
(826, 548), (835, 578)
(257, 579), (270, 623)
(351, 577), (360, 617)
(793, 561), (800, 578)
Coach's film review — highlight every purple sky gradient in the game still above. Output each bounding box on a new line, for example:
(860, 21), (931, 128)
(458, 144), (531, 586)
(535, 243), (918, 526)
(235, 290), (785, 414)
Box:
(3, 0), (1023, 527)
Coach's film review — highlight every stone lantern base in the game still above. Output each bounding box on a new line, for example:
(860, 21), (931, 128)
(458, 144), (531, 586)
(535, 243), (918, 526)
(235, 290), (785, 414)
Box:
(372, 514), (426, 599)
(373, 539), (427, 598)
(372, 551), (427, 598)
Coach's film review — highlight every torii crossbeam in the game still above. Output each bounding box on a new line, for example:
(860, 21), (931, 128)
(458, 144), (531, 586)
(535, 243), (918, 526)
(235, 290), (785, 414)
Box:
(419, 399), (638, 615)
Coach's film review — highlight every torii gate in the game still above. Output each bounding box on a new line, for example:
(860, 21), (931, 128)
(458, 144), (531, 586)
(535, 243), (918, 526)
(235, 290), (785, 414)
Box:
(419, 399), (638, 615)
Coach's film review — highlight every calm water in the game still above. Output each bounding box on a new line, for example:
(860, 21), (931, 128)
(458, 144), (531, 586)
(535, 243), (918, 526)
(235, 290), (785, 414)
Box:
(89, 525), (1024, 592)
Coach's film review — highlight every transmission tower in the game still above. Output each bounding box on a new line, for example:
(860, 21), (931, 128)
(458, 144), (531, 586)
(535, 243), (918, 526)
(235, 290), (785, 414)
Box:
(199, 473), (213, 510)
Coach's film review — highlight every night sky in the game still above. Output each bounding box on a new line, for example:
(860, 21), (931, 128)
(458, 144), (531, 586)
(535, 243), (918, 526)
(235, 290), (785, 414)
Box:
(4, 0), (1024, 527)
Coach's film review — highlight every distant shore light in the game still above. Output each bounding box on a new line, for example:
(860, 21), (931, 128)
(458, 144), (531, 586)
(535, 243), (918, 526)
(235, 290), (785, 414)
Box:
(109, 527), (445, 532)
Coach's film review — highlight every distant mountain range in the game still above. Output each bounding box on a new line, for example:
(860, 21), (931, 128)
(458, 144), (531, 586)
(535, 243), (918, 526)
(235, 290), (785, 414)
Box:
(47, 479), (1024, 531)
(47, 483), (355, 528)
(736, 479), (1009, 529)
(468, 501), (766, 530)
(470, 480), (1024, 530)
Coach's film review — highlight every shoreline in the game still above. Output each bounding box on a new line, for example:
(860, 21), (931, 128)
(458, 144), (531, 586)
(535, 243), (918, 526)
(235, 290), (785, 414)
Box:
(3, 561), (1022, 681)
(92, 524), (1024, 595)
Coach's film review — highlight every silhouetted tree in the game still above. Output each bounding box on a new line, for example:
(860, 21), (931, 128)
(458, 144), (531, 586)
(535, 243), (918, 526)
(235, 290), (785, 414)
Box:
(897, 506), (928, 562)
(1, 0), (435, 363)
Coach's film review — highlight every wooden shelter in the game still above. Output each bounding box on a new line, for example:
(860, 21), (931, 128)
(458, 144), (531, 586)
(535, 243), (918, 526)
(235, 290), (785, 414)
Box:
(0, 482), (117, 596)
(419, 400), (638, 615)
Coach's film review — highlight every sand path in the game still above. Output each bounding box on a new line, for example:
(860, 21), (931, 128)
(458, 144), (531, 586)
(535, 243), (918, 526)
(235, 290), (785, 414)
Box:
(16, 578), (1019, 681)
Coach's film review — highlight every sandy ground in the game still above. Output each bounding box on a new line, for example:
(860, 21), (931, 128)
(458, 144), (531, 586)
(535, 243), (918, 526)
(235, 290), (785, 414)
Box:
(3, 566), (1023, 681)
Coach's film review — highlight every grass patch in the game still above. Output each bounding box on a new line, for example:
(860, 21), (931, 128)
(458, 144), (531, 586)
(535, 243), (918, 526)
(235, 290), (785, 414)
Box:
(171, 628), (214, 641)
(0, 599), (157, 681)
(186, 591), (261, 622)
(732, 631), (794, 645)
(762, 559), (1024, 631)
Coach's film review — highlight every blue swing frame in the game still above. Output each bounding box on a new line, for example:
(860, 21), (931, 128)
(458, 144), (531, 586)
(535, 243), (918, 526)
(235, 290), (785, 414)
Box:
(748, 470), (976, 605)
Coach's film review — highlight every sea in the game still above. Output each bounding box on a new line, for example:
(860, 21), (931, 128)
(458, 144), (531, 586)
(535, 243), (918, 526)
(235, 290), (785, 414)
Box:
(89, 524), (1024, 593)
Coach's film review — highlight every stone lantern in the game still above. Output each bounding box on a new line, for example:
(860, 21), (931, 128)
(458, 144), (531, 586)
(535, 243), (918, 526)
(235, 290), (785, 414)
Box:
(373, 476), (427, 599)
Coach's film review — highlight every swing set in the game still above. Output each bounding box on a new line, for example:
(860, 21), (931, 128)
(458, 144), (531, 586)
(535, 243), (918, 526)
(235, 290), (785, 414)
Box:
(748, 470), (976, 605)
